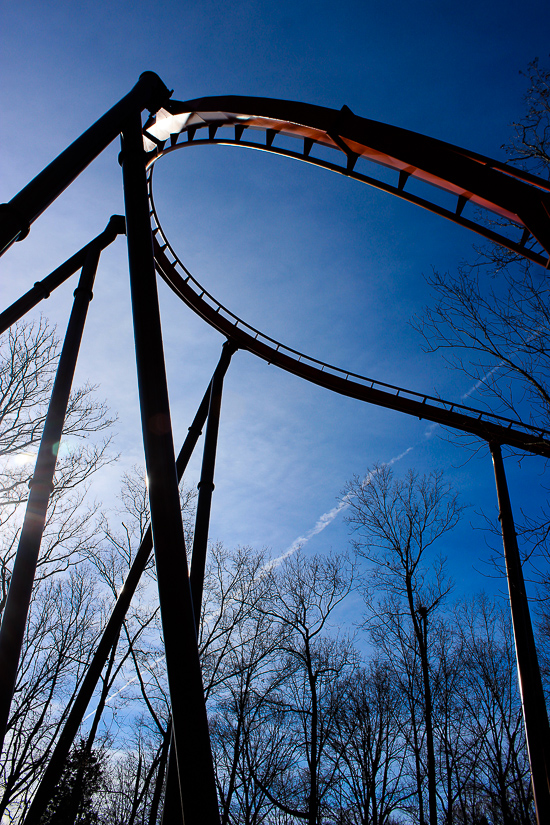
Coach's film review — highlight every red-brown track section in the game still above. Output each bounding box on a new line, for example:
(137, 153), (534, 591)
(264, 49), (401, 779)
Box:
(144, 96), (550, 459)
(143, 95), (550, 266)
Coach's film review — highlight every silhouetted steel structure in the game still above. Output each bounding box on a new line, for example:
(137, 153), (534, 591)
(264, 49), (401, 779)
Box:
(0, 73), (549, 824)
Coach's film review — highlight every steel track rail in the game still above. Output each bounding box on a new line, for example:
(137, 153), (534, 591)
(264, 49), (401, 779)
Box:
(143, 95), (550, 267)
(150, 230), (550, 460)
(144, 97), (550, 458)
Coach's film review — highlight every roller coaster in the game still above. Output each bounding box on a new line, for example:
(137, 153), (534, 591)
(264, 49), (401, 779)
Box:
(0, 73), (549, 823)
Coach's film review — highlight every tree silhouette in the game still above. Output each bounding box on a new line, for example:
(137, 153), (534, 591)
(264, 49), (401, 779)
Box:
(40, 739), (103, 825)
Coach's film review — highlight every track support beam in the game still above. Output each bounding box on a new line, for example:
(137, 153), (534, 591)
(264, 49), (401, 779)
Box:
(22, 342), (235, 824)
(162, 338), (236, 824)
(0, 73), (170, 256)
(0, 215), (125, 335)
(490, 442), (550, 825)
(191, 339), (237, 620)
(121, 110), (219, 825)
(0, 240), (101, 755)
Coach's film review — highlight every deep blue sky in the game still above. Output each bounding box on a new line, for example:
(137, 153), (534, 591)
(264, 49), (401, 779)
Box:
(2, 0), (550, 603)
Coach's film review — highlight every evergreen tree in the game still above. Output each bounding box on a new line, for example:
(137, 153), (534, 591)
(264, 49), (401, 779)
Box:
(40, 740), (104, 825)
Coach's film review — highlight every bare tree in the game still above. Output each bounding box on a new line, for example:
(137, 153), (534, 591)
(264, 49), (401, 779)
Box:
(248, 550), (357, 825)
(199, 544), (281, 825)
(79, 467), (194, 825)
(413, 59), (550, 723)
(0, 319), (113, 512)
(345, 465), (463, 825)
(0, 319), (115, 606)
(331, 661), (408, 825)
(508, 59), (550, 177)
(416, 60), (550, 428)
(0, 320), (117, 820)
(0, 569), (104, 822)
(454, 594), (536, 825)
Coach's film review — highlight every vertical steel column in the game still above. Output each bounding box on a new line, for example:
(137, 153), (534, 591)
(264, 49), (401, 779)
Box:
(163, 339), (237, 824)
(120, 111), (219, 824)
(191, 339), (237, 620)
(22, 352), (228, 825)
(490, 442), (550, 824)
(0, 242), (101, 754)
(161, 730), (185, 825)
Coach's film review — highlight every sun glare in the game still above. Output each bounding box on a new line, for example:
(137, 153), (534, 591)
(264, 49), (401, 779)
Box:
(13, 453), (35, 467)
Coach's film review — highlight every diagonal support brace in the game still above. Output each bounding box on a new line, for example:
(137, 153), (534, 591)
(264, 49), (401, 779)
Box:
(22, 343), (235, 825)
(0, 241), (101, 755)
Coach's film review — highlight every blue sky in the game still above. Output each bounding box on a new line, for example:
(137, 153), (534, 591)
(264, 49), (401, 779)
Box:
(2, 0), (550, 603)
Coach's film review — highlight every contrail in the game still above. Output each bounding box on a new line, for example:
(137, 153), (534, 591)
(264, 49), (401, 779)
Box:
(424, 354), (518, 441)
(460, 364), (502, 401)
(425, 322), (548, 441)
(458, 327), (542, 404)
(263, 445), (414, 571)
(81, 344), (531, 724)
(269, 348), (523, 573)
(84, 449), (417, 718)
(83, 653), (165, 722)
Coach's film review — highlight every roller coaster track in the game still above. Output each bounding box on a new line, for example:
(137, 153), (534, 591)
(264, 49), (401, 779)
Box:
(145, 96), (550, 460)
(148, 197), (550, 461)
(143, 95), (550, 267)
(2, 79), (548, 825)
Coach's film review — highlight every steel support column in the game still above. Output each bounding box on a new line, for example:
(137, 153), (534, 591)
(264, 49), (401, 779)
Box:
(22, 350), (229, 825)
(191, 339), (237, 621)
(161, 731), (185, 825)
(121, 111), (219, 824)
(0, 241), (101, 754)
(163, 338), (236, 824)
(490, 442), (550, 824)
